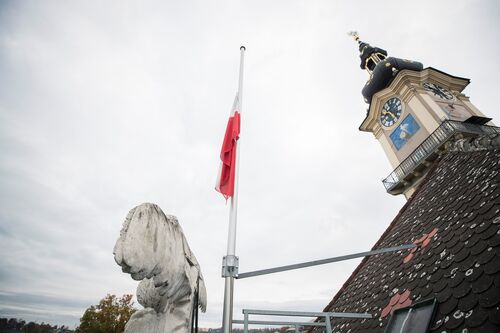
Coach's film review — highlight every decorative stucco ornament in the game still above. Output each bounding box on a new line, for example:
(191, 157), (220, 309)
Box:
(114, 203), (207, 333)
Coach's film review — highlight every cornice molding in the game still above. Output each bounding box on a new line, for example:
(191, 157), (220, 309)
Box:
(360, 68), (470, 132)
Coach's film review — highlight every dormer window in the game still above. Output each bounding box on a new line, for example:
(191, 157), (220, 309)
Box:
(384, 298), (437, 333)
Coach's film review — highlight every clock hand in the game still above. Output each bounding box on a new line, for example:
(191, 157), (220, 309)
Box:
(382, 110), (396, 120)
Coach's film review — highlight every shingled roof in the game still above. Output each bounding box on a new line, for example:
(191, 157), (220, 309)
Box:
(320, 135), (500, 332)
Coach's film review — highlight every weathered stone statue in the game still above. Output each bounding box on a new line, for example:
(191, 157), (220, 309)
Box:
(114, 203), (207, 333)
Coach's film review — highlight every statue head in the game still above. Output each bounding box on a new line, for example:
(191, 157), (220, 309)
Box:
(113, 203), (185, 282)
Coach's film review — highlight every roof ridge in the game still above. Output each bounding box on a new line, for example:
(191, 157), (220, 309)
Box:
(447, 133), (500, 152)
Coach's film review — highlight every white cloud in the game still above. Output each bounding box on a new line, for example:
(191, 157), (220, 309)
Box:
(0, 0), (499, 328)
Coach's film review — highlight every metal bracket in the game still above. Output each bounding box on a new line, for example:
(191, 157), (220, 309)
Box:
(221, 255), (239, 277)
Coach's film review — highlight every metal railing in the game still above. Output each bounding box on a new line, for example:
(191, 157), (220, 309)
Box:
(229, 244), (414, 333)
(234, 309), (372, 333)
(382, 120), (500, 191)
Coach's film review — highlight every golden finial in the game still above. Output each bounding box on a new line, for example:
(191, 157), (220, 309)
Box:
(347, 31), (360, 42)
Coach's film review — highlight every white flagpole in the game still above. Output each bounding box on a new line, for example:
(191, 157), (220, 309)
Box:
(222, 45), (245, 333)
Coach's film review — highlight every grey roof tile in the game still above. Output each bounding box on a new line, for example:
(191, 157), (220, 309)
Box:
(317, 149), (500, 332)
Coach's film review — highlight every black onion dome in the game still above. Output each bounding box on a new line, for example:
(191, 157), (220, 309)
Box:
(362, 57), (424, 103)
(355, 38), (423, 104)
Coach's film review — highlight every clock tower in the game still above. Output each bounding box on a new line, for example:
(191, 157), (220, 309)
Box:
(350, 33), (498, 199)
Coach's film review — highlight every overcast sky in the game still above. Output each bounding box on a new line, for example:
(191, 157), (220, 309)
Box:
(1, 0), (499, 329)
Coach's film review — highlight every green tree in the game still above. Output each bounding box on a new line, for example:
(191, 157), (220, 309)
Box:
(21, 321), (54, 333)
(75, 294), (136, 333)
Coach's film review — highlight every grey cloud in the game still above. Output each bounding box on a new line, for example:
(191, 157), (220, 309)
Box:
(1, 0), (499, 329)
(0, 291), (94, 328)
(0, 292), (89, 311)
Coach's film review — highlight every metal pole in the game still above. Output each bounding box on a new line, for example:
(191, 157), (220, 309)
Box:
(239, 309), (371, 319)
(195, 278), (199, 333)
(222, 45), (246, 333)
(233, 320), (327, 327)
(236, 244), (416, 279)
(325, 315), (332, 333)
(243, 312), (249, 333)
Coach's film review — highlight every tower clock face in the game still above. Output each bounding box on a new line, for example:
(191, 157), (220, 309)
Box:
(380, 97), (402, 127)
(422, 82), (454, 101)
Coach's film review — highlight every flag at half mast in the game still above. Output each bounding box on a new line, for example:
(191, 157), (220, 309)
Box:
(215, 95), (241, 199)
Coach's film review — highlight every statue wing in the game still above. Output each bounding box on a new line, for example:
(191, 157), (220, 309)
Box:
(181, 233), (207, 312)
(181, 233), (199, 267)
(198, 274), (207, 313)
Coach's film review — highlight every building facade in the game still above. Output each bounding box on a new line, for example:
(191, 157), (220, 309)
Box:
(317, 35), (500, 332)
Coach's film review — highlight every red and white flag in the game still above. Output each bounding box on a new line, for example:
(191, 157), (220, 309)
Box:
(215, 95), (241, 199)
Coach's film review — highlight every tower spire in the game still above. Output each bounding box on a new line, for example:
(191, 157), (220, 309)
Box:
(347, 31), (360, 42)
(347, 31), (388, 75)
(348, 32), (422, 103)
